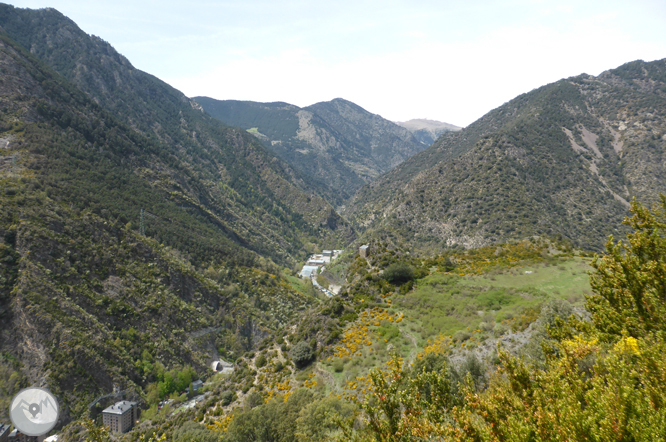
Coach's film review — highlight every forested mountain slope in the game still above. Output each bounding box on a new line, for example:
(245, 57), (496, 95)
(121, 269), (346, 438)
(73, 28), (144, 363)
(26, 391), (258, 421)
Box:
(347, 58), (666, 252)
(0, 3), (351, 264)
(195, 97), (427, 204)
(0, 4), (347, 422)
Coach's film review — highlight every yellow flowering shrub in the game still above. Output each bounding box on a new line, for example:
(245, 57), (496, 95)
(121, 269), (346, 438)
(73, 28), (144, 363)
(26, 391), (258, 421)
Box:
(207, 414), (233, 433)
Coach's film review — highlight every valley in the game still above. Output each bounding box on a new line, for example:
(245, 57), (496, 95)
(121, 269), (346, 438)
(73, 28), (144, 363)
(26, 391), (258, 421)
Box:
(0, 2), (665, 441)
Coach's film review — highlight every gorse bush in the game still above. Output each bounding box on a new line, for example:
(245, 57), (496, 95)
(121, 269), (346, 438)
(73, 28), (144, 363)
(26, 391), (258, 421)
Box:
(586, 195), (666, 340)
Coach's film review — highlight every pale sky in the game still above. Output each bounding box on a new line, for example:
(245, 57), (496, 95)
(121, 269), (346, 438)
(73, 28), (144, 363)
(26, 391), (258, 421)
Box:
(6, 0), (666, 126)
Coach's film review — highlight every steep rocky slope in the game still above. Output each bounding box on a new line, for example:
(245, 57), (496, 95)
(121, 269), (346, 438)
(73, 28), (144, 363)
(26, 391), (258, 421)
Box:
(194, 97), (427, 204)
(348, 59), (666, 252)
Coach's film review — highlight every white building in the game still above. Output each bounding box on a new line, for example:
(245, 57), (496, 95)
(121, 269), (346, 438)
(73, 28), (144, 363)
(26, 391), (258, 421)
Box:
(299, 265), (319, 278)
(307, 259), (326, 266)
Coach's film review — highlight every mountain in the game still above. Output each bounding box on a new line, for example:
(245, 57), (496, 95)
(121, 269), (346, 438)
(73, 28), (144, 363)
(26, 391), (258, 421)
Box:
(194, 97), (428, 204)
(395, 118), (462, 146)
(347, 58), (666, 252)
(0, 4), (352, 264)
(0, 4), (351, 420)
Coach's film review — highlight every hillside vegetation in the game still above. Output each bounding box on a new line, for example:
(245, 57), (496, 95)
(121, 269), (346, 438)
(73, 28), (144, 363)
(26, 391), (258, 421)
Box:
(144, 200), (666, 442)
(3, 4), (666, 441)
(0, 4), (352, 265)
(332, 198), (666, 441)
(0, 6), (348, 421)
(348, 59), (666, 252)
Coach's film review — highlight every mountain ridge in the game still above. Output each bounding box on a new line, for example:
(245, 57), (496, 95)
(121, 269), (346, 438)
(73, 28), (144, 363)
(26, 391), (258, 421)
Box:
(194, 96), (428, 204)
(0, 4), (348, 421)
(0, 2), (352, 264)
(347, 58), (666, 252)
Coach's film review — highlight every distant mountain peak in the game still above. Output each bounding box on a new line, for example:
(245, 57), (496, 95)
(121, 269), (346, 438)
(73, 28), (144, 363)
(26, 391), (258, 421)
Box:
(395, 118), (462, 146)
(396, 118), (462, 131)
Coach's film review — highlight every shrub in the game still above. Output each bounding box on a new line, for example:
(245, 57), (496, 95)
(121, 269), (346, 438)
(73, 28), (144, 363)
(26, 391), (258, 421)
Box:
(383, 263), (415, 285)
(290, 341), (314, 368)
(245, 391), (263, 409)
(220, 390), (235, 406)
(453, 330), (471, 342)
(172, 421), (217, 442)
(255, 354), (267, 368)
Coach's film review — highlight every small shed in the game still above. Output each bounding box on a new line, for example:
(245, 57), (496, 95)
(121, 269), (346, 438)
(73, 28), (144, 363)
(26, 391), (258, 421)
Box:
(359, 245), (370, 259)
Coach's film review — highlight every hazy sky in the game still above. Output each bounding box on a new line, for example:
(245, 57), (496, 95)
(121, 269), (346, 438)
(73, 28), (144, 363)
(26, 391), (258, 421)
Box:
(7, 0), (666, 126)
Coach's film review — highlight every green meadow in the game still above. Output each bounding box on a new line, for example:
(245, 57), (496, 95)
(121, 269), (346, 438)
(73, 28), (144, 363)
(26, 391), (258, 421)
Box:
(319, 255), (592, 387)
(459, 257), (592, 300)
(391, 256), (592, 347)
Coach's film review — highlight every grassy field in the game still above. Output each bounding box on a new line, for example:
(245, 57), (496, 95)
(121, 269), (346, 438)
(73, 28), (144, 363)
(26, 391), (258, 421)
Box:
(319, 255), (593, 386)
(392, 257), (592, 346)
(459, 257), (592, 301)
(284, 274), (307, 294)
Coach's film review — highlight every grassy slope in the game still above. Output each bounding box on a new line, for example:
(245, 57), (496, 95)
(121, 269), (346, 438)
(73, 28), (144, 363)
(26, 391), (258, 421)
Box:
(459, 258), (591, 300)
(396, 257), (591, 346)
(317, 254), (591, 390)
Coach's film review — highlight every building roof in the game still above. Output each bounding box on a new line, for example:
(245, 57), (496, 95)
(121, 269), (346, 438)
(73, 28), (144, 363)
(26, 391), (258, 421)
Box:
(299, 265), (319, 278)
(0, 424), (10, 436)
(102, 401), (137, 415)
(360, 245), (369, 249)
